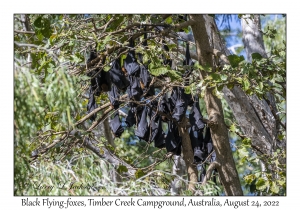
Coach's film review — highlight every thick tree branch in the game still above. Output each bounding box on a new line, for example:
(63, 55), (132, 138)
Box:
(31, 133), (68, 161)
(178, 117), (198, 191)
(80, 137), (136, 176)
(190, 14), (243, 196)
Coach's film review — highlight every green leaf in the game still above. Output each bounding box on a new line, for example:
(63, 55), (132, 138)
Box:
(184, 86), (191, 94)
(47, 68), (53, 74)
(256, 178), (269, 191)
(49, 34), (57, 45)
(41, 19), (51, 38)
(228, 55), (245, 68)
(33, 16), (52, 39)
(217, 84), (224, 92)
(135, 169), (145, 179)
(227, 82), (234, 89)
(244, 174), (256, 185)
(211, 73), (221, 82)
(70, 54), (82, 64)
(103, 66), (111, 72)
(238, 14), (245, 19)
(117, 165), (128, 174)
(106, 144), (115, 152)
(242, 77), (250, 91)
(245, 89), (253, 95)
(259, 81), (264, 91)
(183, 27), (189, 33)
(278, 134), (285, 141)
(165, 16), (173, 24)
(109, 16), (124, 30)
(229, 124), (236, 132)
(149, 66), (169, 76)
(242, 138), (251, 146)
(36, 31), (44, 41)
(80, 75), (91, 81)
(120, 54), (127, 67)
(251, 53), (263, 60)
(103, 35), (111, 45)
(166, 44), (177, 51)
(194, 62), (211, 72)
(270, 183), (279, 194)
(167, 70), (181, 81)
(277, 179), (286, 186)
(237, 147), (249, 159)
(34, 16), (43, 28)
(220, 74), (228, 81)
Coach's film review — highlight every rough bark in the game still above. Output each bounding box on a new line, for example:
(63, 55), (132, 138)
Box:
(81, 137), (136, 177)
(241, 15), (267, 62)
(241, 15), (286, 180)
(170, 155), (186, 195)
(189, 14), (243, 195)
(102, 117), (122, 183)
(203, 15), (276, 156)
(103, 118), (115, 147)
(20, 14), (32, 67)
(178, 117), (198, 191)
(223, 86), (272, 154)
(241, 15), (279, 151)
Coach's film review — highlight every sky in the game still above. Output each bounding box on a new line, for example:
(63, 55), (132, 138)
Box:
(215, 14), (285, 58)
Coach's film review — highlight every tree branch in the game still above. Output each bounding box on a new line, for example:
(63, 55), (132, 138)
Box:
(75, 94), (128, 126)
(14, 30), (35, 34)
(202, 161), (221, 185)
(80, 137), (136, 176)
(14, 42), (59, 62)
(87, 107), (113, 132)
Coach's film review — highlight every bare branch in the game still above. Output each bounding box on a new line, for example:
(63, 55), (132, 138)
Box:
(14, 30), (35, 34)
(202, 161), (221, 185)
(74, 94), (128, 126)
(14, 42), (59, 62)
(80, 137), (136, 176)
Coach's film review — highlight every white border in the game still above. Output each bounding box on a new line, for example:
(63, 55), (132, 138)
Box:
(3, 0), (296, 209)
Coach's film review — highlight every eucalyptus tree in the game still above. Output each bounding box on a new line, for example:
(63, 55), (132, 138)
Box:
(14, 14), (286, 196)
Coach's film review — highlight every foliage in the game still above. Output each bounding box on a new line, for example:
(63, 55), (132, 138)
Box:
(14, 66), (80, 195)
(14, 14), (286, 196)
(261, 15), (286, 55)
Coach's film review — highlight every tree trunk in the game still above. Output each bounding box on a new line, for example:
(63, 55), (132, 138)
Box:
(20, 14), (32, 68)
(241, 15), (268, 62)
(178, 117), (198, 191)
(103, 118), (115, 147)
(223, 86), (272, 155)
(189, 14), (243, 196)
(170, 155), (186, 195)
(241, 15), (286, 181)
(202, 15), (276, 157)
(102, 117), (121, 183)
(241, 15), (280, 151)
